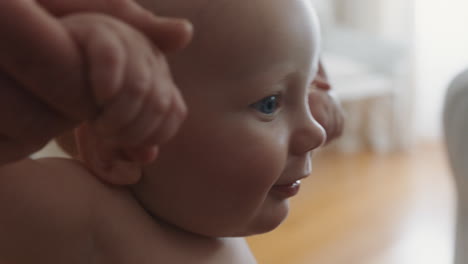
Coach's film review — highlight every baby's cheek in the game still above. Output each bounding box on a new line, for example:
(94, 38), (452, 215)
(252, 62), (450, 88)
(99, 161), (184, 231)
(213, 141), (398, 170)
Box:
(232, 137), (287, 191)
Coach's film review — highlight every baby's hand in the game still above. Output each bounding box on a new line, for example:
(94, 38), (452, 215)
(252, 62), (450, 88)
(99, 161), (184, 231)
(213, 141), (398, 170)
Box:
(308, 89), (344, 144)
(62, 14), (187, 163)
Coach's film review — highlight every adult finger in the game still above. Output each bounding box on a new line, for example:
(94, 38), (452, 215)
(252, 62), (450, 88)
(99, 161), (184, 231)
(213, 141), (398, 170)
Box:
(37, 0), (193, 52)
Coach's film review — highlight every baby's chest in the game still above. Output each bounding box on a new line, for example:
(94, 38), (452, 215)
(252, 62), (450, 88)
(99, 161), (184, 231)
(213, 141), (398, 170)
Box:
(97, 246), (257, 264)
(91, 231), (256, 264)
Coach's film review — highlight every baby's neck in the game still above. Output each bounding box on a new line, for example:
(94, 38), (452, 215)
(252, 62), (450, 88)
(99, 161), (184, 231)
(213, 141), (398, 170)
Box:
(91, 187), (257, 264)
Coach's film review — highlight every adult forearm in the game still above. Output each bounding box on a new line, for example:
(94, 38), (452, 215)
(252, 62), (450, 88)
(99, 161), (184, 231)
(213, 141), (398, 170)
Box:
(0, 1), (96, 120)
(0, 1), (93, 165)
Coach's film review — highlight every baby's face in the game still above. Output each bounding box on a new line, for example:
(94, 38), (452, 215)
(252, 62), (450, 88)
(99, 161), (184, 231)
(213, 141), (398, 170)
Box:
(133, 0), (325, 237)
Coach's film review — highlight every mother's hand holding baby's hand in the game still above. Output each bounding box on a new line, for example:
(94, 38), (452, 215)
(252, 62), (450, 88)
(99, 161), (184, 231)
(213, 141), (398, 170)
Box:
(63, 13), (188, 163)
(0, 0), (192, 164)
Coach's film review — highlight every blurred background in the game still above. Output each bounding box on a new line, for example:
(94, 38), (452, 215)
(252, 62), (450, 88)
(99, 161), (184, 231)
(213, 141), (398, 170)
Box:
(248, 0), (468, 263)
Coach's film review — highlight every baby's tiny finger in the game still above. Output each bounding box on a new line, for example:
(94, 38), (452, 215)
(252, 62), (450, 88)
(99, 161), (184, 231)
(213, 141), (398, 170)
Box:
(123, 145), (159, 164)
(142, 91), (186, 146)
(86, 23), (127, 106)
(94, 33), (155, 138)
(110, 89), (165, 148)
(93, 86), (145, 138)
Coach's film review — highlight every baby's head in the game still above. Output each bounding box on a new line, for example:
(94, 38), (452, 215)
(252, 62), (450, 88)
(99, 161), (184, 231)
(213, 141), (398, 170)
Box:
(74, 0), (326, 238)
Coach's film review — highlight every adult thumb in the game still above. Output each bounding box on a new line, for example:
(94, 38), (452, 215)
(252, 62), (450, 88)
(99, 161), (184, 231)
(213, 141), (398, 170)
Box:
(37, 0), (193, 52)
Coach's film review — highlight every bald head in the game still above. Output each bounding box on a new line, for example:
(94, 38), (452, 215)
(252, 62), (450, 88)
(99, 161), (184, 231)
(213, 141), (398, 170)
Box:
(136, 0), (321, 88)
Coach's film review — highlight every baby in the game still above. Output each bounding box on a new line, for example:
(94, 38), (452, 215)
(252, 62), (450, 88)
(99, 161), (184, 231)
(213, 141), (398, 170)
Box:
(0, 0), (329, 263)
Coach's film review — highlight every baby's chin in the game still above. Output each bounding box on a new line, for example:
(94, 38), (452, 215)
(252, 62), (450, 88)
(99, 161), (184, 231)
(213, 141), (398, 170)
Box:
(189, 200), (290, 238)
(238, 200), (290, 237)
(146, 208), (289, 239)
(229, 219), (285, 238)
(185, 219), (286, 239)
(136, 188), (291, 238)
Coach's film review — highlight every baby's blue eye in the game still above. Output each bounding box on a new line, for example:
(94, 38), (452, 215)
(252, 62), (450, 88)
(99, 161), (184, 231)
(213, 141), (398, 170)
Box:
(251, 95), (280, 115)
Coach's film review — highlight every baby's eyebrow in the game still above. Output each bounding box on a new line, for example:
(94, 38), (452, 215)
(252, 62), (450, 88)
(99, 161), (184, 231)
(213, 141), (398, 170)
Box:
(243, 63), (296, 82)
(242, 72), (291, 95)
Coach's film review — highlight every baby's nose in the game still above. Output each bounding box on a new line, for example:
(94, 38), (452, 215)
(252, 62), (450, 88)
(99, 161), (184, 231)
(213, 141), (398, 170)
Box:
(290, 112), (326, 155)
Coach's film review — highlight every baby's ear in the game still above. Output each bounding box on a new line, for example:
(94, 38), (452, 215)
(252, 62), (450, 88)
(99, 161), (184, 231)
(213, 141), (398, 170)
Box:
(75, 123), (142, 185)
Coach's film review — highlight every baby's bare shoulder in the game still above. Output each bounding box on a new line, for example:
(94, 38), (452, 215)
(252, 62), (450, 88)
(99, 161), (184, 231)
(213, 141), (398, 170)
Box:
(0, 158), (99, 216)
(0, 158), (100, 263)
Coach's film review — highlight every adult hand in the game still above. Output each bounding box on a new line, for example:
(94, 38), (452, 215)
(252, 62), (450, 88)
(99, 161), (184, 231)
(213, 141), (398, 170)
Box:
(63, 13), (187, 163)
(309, 61), (344, 144)
(0, 0), (193, 164)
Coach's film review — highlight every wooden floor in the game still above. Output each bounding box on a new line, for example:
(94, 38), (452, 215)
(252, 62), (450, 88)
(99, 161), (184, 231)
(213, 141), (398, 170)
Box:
(247, 142), (456, 264)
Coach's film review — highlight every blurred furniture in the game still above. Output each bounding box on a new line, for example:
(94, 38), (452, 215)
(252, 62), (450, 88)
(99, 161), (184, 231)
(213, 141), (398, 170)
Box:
(312, 0), (410, 153)
(444, 68), (468, 264)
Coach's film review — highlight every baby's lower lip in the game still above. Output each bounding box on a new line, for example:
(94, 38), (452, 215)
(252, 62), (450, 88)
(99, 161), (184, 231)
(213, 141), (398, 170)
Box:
(270, 180), (301, 199)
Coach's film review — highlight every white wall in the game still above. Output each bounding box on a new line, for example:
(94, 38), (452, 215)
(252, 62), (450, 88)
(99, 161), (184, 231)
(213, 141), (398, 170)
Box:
(335, 0), (382, 34)
(335, 0), (412, 43)
(334, 0), (468, 142)
(379, 0), (414, 43)
(414, 0), (468, 140)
